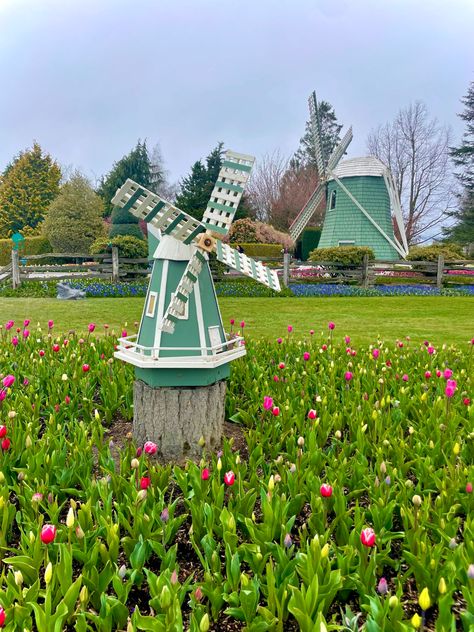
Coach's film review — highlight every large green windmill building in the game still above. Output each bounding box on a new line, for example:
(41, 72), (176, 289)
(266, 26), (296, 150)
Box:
(290, 92), (408, 260)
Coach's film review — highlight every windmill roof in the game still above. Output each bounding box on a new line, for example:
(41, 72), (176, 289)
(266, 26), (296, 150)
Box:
(329, 156), (388, 180)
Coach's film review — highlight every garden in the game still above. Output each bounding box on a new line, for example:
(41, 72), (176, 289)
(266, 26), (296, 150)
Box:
(0, 315), (472, 630)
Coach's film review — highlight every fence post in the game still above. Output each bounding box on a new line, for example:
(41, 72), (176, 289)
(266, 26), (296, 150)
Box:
(283, 251), (290, 286)
(11, 249), (20, 289)
(436, 254), (444, 289)
(112, 247), (119, 283)
(361, 254), (369, 288)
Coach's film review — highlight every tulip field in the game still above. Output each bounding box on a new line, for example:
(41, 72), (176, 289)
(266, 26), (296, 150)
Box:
(0, 318), (473, 630)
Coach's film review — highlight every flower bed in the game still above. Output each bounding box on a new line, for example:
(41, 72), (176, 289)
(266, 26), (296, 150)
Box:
(0, 319), (472, 629)
(290, 283), (474, 297)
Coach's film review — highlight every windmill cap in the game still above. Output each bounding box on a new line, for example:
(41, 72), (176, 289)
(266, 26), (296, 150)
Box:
(329, 156), (388, 180)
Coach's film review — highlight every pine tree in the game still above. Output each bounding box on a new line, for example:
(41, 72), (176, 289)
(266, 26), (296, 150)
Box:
(44, 172), (106, 253)
(293, 101), (343, 172)
(0, 142), (61, 237)
(175, 142), (226, 222)
(444, 82), (474, 246)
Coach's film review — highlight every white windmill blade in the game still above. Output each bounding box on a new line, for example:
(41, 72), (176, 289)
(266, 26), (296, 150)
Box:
(112, 179), (207, 245)
(289, 182), (325, 242)
(308, 91), (326, 175)
(384, 171), (409, 256)
(215, 241), (281, 292)
(327, 127), (353, 172)
(201, 150), (255, 236)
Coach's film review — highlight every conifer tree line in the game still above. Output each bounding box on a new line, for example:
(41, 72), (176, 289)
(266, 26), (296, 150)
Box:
(0, 81), (472, 252)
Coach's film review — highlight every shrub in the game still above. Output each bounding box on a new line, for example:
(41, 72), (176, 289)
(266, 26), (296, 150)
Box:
(109, 223), (144, 240)
(232, 243), (283, 258)
(110, 206), (140, 225)
(228, 219), (293, 249)
(406, 244), (464, 261)
(0, 236), (51, 266)
(309, 246), (375, 265)
(90, 235), (148, 259)
(228, 218), (258, 243)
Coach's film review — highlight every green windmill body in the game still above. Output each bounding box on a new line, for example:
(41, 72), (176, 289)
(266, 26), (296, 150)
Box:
(290, 92), (408, 259)
(113, 150), (281, 390)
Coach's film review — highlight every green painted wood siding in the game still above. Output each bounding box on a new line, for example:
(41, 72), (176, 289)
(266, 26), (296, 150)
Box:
(318, 176), (399, 260)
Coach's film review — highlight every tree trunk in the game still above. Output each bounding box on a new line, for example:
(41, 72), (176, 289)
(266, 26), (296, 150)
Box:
(133, 379), (226, 461)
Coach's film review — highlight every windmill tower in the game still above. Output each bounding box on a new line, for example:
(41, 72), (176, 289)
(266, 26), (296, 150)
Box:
(290, 92), (408, 260)
(112, 151), (280, 460)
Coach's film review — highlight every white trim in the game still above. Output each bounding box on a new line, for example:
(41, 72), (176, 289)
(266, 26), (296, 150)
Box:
(193, 278), (207, 356)
(208, 326), (223, 353)
(145, 291), (158, 318)
(154, 260), (169, 355)
(384, 171), (409, 256)
(170, 292), (189, 319)
(338, 240), (355, 246)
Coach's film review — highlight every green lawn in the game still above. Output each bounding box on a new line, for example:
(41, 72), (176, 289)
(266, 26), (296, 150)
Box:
(0, 296), (472, 346)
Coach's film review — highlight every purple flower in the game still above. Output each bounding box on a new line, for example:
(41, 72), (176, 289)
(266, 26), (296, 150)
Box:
(377, 577), (388, 595)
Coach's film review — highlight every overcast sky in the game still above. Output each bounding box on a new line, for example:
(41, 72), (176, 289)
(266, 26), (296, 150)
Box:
(0, 0), (472, 187)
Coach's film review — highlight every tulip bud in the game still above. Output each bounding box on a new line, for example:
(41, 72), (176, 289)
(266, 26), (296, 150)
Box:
(80, 585), (88, 604)
(160, 585), (171, 609)
(419, 587), (431, 611)
(25, 435), (32, 449)
(438, 577), (447, 594)
(75, 525), (85, 539)
(321, 543), (329, 559)
(14, 570), (23, 586)
(411, 613), (421, 628)
(200, 613), (210, 632)
(131, 458), (140, 470)
(198, 436), (206, 447)
(412, 495), (422, 507)
(453, 442), (460, 456)
(217, 457), (222, 472)
(44, 562), (53, 585)
(268, 475), (275, 492)
(66, 507), (75, 528)
(388, 595), (398, 608)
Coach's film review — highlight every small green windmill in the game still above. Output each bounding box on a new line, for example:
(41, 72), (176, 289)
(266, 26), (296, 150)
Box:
(112, 151), (280, 459)
(290, 92), (408, 259)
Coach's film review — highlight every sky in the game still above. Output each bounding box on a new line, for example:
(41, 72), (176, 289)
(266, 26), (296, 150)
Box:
(0, 0), (473, 188)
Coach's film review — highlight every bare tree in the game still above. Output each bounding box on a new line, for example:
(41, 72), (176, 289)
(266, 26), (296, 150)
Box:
(245, 150), (289, 223)
(367, 102), (453, 244)
(271, 163), (320, 231)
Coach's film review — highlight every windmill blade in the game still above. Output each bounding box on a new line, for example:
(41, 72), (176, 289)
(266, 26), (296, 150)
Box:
(202, 150), (255, 236)
(160, 250), (208, 334)
(215, 241), (281, 292)
(326, 127), (353, 172)
(308, 91), (326, 174)
(289, 182), (325, 242)
(112, 179), (207, 245)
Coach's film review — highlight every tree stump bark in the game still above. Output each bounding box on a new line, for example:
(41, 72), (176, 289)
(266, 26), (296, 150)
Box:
(133, 379), (226, 461)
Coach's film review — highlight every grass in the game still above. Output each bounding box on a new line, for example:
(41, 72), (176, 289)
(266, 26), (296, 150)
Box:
(0, 296), (471, 346)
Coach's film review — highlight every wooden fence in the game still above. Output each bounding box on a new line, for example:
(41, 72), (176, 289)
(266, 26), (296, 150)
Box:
(0, 249), (472, 290)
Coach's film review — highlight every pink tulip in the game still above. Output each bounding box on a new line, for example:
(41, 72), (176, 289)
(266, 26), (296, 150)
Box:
(144, 441), (157, 455)
(277, 337), (282, 344)
(321, 344), (327, 351)
(303, 352), (310, 361)
(23, 378), (29, 387)
(122, 330), (127, 338)
(88, 323), (96, 333)
(445, 385), (456, 398)
(377, 577), (388, 595)
(273, 375), (279, 382)
(0, 426), (7, 438)
(263, 396), (273, 410)
(427, 346), (435, 355)
(82, 364), (90, 373)
(240, 321), (245, 329)
(0, 605), (5, 627)
(23, 329), (30, 339)
(224, 471), (235, 486)
(23, 319), (30, 327)
(2, 375), (15, 389)
(328, 322), (335, 330)
(12, 337), (19, 347)
(464, 398), (471, 406)
(425, 371), (431, 379)
(40, 524), (57, 544)
(5, 321), (13, 330)
(39, 349), (45, 357)
(307, 409), (317, 420)
(52, 344), (60, 352)
(436, 369), (442, 377)
(372, 348), (379, 359)
(0, 391), (6, 402)
(1, 438), (10, 450)
(140, 477), (151, 490)
(444, 369), (453, 379)
(320, 483), (333, 497)
(360, 527), (376, 547)
(65, 396), (71, 405)
(466, 482), (473, 493)
(201, 468), (210, 480)
(344, 371), (353, 381)
(278, 362), (285, 369)
(345, 336), (351, 344)
(48, 320), (54, 329)
(310, 329), (314, 335)
(287, 325), (293, 333)
(402, 374), (409, 382)
(272, 406), (280, 416)
(230, 318), (235, 325)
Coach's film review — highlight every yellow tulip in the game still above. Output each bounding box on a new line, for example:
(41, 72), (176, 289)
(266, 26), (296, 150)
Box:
(44, 562), (53, 585)
(411, 613), (421, 628)
(438, 577), (447, 594)
(419, 587), (431, 610)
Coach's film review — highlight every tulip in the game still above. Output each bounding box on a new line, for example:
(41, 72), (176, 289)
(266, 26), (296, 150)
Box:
(12, 336), (18, 347)
(88, 323), (96, 333)
(344, 335), (350, 344)
(464, 398), (471, 406)
(411, 613), (421, 629)
(425, 371), (431, 379)
(377, 577), (388, 595)
(320, 483), (333, 497)
(44, 562), (53, 584)
(160, 507), (169, 522)
(144, 441), (157, 455)
(427, 345), (435, 355)
(277, 337), (282, 344)
(278, 362), (285, 369)
(140, 477), (151, 490)
(467, 564), (474, 579)
(322, 344), (327, 351)
(263, 396), (273, 410)
(65, 395), (71, 405)
(5, 320), (13, 330)
(402, 374), (409, 382)
(230, 318), (235, 325)
(240, 321), (245, 329)
(283, 533), (292, 548)
(419, 587), (431, 611)
(344, 371), (353, 381)
(41, 524), (57, 544)
(223, 471), (235, 486)
(303, 352), (310, 361)
(273, 375), (279, 382)
(466, 482), (473, 493)
(2, 375), (15, 388)
(1, 439), (10, 451)
(307, 409), (317, 420)
(310, 329), (314, 335)
(23, 329), (30, 339)
(0, 426), (6, 438)
(32, 493), (43, 503)
(48, 320), (54, 329)
(287, 325), (293, 333)
(66, 507), (75, 528)
(438, 577), (447, 594)
(328, 322), (335, 330)
(201, 468), (210, 480)
(372, 348), (380, 359)
(272, 406), (280, 416)
(82, 364), (90, 373)
(52, 344), (60, 352)
(360, 527), (376, 547)
(443, 368), (453, 379)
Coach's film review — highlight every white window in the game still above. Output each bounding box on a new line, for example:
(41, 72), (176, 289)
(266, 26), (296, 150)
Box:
(146, 292), (158, 317)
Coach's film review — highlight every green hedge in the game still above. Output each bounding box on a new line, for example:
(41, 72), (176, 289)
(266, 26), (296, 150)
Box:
(406, 244), (464, 261)
(109, 224), (144, 240)
(0, 236), (51, 266)
(309, 246), (375, 265)
(110, 206), (139, 225)
(232, 243), (283, 258)
(90, 235), (148, 259)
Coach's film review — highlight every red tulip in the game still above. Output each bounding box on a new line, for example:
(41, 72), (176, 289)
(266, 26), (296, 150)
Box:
(0, 606), (5, 627)
(39, 349), (45, 357)
(40, 524), (57, 544)
(0, 426), (6, 438)
(1, 438), (10, 451)
(52, 344), (60, 352)
(360, 527), (376, 547)
(272, 406), (280, 416)
(82, 364), (90, 373)
(230, 318), (235, 325)
(144, 441), (157, 455)
(321, 344), (327, 351)
(307, 409), (317, 420)
(278, 362), (285, 369)
(65, 396), (71, 405)
(224, 471), (235, 486)
(140, 476), (151, 490)
(466, 482), (473, 493)
(320, 483), (333, 497)
(201, 468), (210, 480)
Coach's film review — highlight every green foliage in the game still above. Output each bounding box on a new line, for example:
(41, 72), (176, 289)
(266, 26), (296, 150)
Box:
(309, 246), (375, 264)
(406, 244), (464, 261)
(232, 243), (283, 258)
(0, 236), (51, 266)
(110, 206), (139, 226)
(293, 100), (342, 170)
(109, 223), (144, 240)
(229, 219), (294, 249)
(44, 173), (106, 254)
(295, 228), (322, 261)
(98, 140), (158, 217)
(175, 142), (225, 221)
(90, 235), (148, 259)
(0, 142), (61, 237)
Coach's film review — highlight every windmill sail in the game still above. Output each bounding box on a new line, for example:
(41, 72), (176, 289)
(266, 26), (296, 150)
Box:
(308, 92), (326, 174)
(289, 183), (325, 242)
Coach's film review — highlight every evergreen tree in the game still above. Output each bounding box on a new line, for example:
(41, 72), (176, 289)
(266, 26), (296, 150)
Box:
(175, 142), (226, 221)
(444, 82), (474, 246)
(44, 172), (106, 253)
(293, 101), (343, 172)
(0, 142), (61, 237)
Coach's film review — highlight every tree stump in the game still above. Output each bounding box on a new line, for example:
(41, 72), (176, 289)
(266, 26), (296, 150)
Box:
(133, 379), (226, 461)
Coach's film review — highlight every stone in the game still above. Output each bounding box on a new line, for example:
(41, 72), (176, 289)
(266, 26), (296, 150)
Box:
(133, 379), (226, 461)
